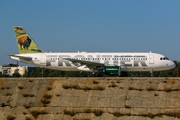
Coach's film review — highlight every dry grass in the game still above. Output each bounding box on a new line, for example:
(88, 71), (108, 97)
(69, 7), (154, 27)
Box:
(41, 92), (52, 106)
(9, 106), (13, 109)
(43, 93), (52, 99)
(92, 109), (103, 116)
(72, 117), (78, 120)
(73, 118), (90, 120)
(29, 109), (47, 119)
(158, 86), (179, 92)
(63, 109), (76, 116)
(62, 84), (70, 89)
(119, 86), (123, 89)
(174, 110), (180, 118)
(17, 85), (23, 89)
(29, 93), (34, 97)
(62, 84), (80, 89)
(147, 112), (153, 118)
(164, 86), (171, 92)
(146, 86), (154, 91)
(83, 108), (91, 113)
(79, 118), (90, 120)
(71, 84), (80, 89)
(163, 110), (180, 118)
(6, 99), (11, 103)
(1, 86), (5, 90)
(23, 111), (27, 115)
(92, 79), (99, 84)
(93, 85), (105, 90)
(73, 117), (90, 120)
(155, 112), (162, 117)
(111, 111), (123, 117)
(164, 110), (173, 116)
(125, 105), (130, 108)
(154, 93), (158, 96)
(128, 86), (141, 90)
(82, 85), (91, 91)
(137, 88), (142, 91)
(117, 80), (120, 83)
(62, 84), (104, 91)
(5, 92), (12, 96)
(60, 109), (180, 118)
(6, 115), (15, 120)
(6, 86), (10, 89)
(22, 93), (29, 97)
(56, 93), (60, 97)
(25, 116), (32, 120)
(41, 98), (50, 104)
(108, 82), (117, 87)
(23, 103), (30, 109)
(172, 79), (176, 84)
(28, 80), (33, 82)
(128, 86), (133, 90)
(47, 86), (52, 91)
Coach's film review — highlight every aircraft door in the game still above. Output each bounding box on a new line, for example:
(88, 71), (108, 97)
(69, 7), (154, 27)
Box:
(41, 54), (46, 64)
(149, 54), (154, 64)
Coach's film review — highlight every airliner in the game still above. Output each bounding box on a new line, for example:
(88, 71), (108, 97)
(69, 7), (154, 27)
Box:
(9, 26), (175, 76)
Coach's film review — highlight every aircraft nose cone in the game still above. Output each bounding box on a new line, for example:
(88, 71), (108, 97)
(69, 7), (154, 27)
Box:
(170, 61), (176, 68)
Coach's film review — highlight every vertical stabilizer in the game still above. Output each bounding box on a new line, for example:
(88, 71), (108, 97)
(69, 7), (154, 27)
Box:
(14, 26), (44, 54)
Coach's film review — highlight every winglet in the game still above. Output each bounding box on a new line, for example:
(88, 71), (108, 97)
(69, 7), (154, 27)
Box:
(14, 26), (44, 54)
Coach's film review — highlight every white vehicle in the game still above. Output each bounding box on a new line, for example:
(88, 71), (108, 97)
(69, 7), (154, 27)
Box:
(9, 26), (175, 76)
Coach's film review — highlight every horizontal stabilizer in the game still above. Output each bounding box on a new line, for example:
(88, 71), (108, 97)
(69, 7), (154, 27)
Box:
(9, 55), (32, 61)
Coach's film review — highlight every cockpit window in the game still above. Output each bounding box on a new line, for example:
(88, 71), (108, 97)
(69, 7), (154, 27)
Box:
(160, 57), (169, 60)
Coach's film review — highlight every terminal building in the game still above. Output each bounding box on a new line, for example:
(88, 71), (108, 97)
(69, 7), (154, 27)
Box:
(0, 64), (37, 76)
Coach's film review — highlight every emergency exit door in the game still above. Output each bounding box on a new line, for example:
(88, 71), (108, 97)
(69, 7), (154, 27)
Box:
(149, 54), (154, 64)
(41, 54), (46, 64)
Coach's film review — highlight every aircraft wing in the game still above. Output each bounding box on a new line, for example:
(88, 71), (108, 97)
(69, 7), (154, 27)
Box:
(64, 58), (105, 69)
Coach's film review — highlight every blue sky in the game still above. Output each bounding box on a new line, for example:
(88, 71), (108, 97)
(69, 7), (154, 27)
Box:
(0, 0), (180, 66)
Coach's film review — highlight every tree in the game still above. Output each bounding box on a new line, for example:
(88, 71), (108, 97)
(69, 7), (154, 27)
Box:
(12, 72), (21, 77)
(22, 70), (29, 77)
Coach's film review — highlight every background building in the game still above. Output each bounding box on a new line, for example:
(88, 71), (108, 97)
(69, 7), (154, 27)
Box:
(0, 64), (37, 76)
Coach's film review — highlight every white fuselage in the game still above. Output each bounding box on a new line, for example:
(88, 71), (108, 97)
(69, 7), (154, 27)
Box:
(10, 52), (175, 72)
